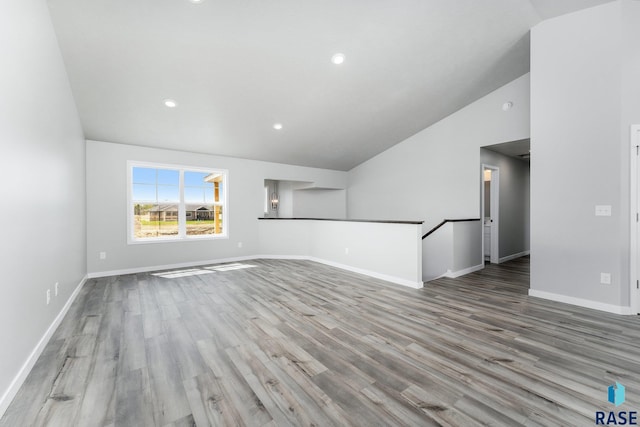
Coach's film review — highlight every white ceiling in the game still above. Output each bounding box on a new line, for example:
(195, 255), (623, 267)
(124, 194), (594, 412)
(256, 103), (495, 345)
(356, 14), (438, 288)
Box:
(47, 0), (613, 171)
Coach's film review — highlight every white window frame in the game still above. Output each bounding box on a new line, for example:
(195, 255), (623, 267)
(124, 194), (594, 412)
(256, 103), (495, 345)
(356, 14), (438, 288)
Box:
(127, 160), (229, 244)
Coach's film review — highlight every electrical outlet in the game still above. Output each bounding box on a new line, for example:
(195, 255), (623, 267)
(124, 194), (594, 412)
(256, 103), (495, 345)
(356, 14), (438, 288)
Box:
(54, 282), (59, 296)
(238, 242), (243, 248)
(46, 289), (51, 305)
(600, 273), (611, 285)
(345, 248), (349, 255)
(99, 251), (106, 260)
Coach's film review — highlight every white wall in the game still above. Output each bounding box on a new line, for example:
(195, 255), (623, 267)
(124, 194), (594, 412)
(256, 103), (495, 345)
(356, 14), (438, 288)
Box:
(422, 220), (483, 282)
(452, 221), (483, 272)
(0, 0), (86, 416)
(258, 220), (312, 255)
(530, 0), (640, 312)
(348, 74), (531, 233)
(481, 148), (530, 259)
(276, 181), (294, 217)
(86, 140), (347, 275)
(258, 219), (423, 287)
(422, 224), (453, 282)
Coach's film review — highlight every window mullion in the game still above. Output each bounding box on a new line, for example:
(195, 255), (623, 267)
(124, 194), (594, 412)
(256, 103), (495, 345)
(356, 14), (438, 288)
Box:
(179, 170), (186, 237)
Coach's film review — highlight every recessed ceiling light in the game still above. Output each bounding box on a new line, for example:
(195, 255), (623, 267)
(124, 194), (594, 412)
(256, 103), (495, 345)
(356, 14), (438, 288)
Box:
(189, 0), (204, 3)
(273, 123), (283, 130)
(164, 99), (177, 108)
(331, 53), (345, 65)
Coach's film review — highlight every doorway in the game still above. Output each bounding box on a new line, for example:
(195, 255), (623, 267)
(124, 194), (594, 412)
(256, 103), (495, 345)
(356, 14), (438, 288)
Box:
(630, 125), (640, 314)
(482, 164), (499, 264)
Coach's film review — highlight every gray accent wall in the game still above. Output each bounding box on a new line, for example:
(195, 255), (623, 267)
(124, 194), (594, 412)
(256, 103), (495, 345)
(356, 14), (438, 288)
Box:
(480, 148), (530, 259)
(0, 0), (86, 410)
(293, 189), (347, 219)
(262, 180), (346, 220)
(86, 140), (347, 275)
(347, 74), (531, 234)
(530, 0), (640, 309)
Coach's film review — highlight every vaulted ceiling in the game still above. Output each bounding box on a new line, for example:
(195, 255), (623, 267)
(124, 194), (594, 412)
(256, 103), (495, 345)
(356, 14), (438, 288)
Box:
(47, 0), (613, 171)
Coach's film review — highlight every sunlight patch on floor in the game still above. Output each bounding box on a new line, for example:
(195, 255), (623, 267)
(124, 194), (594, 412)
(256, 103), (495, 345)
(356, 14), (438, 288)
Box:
(152, 268), (216, 279)
(152, 263), (257, 278)
(205, 263), (257, 272)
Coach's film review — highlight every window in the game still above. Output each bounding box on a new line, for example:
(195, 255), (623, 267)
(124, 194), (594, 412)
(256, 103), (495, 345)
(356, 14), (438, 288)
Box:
(128, 162), (227, 243)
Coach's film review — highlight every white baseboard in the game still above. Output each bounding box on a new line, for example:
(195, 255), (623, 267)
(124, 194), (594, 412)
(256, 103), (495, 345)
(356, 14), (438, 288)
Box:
(444, 263), (485, 278)
(253, 255), (309, 261)
(498, 250), (530, 264)
(87, 256), (258, 278)
(308, 257), (423, 289)
(0, 275), (88, 419)
(89, 254), (423, 290)
(528, 289), (635, 315)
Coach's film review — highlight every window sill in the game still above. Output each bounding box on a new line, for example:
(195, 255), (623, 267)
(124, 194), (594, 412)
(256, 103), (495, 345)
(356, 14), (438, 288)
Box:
(127, 234), (229, 245)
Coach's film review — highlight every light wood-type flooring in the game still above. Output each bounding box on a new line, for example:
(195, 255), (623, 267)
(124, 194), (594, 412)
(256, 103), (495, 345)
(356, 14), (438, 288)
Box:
(2, 257), (640, 426)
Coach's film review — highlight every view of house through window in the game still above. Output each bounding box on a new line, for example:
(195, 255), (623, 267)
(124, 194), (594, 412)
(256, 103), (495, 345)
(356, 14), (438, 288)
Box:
(130, 163), (226, 241)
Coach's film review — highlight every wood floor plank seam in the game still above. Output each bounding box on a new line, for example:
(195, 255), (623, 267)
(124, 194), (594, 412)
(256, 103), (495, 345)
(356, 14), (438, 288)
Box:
(3, 256), (640, 427)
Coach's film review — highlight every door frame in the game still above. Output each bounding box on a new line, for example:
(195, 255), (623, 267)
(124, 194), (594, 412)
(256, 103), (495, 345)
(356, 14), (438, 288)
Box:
(481, 164), (500, 264)
(630, 125), (640, 314)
